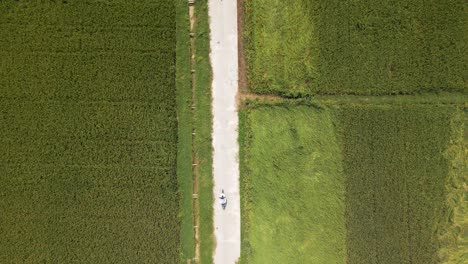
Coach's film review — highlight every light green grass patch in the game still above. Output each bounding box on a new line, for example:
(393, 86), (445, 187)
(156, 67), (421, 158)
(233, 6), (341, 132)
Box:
(241, 106), (346, 263)
(245, 0), (317, 94)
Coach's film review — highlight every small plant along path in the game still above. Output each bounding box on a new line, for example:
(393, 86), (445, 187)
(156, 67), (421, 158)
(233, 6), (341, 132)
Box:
(209, 0), (241, 263)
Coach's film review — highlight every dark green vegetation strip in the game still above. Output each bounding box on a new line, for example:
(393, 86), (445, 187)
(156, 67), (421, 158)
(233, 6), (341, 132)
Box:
(240, 106), (346, 264)
(176, 0), (195, 261)
(244, 0), (467, 96)
(338, 104), (465, 264)
(193, 1), (215, 262)
(0, 1), (179, 263)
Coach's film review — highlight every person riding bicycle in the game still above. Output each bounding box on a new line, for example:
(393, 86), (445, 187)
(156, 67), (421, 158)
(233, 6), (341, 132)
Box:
(220, 191), (227, 208)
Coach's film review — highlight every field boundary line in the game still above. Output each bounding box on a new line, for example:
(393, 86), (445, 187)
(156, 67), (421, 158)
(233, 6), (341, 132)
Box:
(188, 1), (201, 263)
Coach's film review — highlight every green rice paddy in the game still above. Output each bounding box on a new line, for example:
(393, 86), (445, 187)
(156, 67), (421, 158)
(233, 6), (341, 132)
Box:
(0, 1), (179, 262)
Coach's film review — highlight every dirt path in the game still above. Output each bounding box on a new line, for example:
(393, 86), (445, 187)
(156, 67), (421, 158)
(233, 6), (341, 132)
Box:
(209, 0), (241, 263)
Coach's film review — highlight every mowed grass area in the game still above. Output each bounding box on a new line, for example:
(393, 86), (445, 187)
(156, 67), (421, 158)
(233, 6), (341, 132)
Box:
(240, 101), (466, 264)
(0, 1), (179, 263)
(176, 0), (195, 261)
(244, 0), (467, 96)
(191, 1), (215, 262)
(240, 106), (346, 264)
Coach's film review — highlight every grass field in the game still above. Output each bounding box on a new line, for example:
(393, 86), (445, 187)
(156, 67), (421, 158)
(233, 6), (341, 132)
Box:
(244, 0), (467, 96)
(0, 1), (180, 263)
(176, 0), (214, 262)
(176, 0), (195, 261)
(240, 106), (346, 263)
(192, 1), (215, 263)
(240, 100), (466, 264)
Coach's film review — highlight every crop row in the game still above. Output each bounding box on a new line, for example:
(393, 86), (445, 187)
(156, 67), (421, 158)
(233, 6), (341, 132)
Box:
(0, 101), (176, 141)
(0, 1), (174, 28)
(0, 52), (175, 102)
(2, 138), (176, 166)
(0, 25), (175, 53)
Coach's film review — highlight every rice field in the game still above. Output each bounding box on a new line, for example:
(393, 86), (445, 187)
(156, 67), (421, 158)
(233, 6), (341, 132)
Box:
(240, 100), (466, 264)
(244, 0), (467, 96)
(0, 1), (179, 262)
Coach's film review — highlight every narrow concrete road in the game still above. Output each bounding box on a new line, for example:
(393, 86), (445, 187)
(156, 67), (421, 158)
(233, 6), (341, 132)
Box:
(209, 0), (241, 263)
